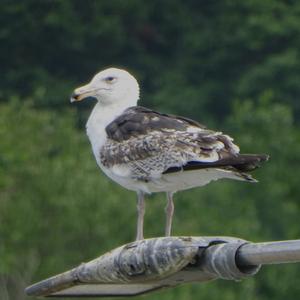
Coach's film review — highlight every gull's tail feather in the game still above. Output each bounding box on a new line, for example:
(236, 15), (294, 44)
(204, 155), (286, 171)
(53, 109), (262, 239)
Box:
(224, 154), (269, 172)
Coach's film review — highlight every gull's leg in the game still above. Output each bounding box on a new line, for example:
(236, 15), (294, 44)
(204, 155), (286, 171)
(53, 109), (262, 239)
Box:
(136, 191), (145, 240)
(165, 191), (175, 237)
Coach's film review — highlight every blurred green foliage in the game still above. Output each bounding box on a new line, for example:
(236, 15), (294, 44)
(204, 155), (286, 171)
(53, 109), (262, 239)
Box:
(1, 1), (300, 299)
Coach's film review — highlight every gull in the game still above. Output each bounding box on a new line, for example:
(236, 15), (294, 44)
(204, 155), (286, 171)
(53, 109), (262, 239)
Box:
(71, 68), (268, 240)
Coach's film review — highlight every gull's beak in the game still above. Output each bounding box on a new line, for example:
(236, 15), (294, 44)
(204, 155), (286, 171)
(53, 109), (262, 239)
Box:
(70, 83), (96, 103)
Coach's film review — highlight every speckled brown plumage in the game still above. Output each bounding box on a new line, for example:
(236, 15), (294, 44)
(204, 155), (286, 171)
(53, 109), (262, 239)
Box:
(100, 106), (268, 181)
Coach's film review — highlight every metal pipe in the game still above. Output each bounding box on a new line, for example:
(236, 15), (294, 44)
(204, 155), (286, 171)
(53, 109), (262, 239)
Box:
(236, 239), (300, 266)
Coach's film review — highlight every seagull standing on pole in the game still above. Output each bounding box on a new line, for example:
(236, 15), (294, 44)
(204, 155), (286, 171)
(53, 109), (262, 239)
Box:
(71, 68), (268, 241)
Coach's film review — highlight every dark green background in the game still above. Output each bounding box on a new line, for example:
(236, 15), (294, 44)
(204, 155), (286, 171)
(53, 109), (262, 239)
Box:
(1, 1), (300, 299)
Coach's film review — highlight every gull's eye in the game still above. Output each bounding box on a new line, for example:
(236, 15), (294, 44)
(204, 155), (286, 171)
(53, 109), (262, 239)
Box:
(104, 76), (116, 83)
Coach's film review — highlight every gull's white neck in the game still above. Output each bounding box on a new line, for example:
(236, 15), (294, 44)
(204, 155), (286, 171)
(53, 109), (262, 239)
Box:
(86, 101), (136, 164)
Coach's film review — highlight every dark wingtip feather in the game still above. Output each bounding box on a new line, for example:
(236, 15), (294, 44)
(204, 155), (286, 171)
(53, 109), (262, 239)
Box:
(233, 154), (269, 172)
(257, 154), (270, 162)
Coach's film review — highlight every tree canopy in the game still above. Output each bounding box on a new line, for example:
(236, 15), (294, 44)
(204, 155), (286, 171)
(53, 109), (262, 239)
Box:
(1, 1), (300, 299)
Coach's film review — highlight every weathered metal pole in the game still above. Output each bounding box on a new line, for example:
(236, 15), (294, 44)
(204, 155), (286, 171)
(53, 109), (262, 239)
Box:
(237, 239), (300, 266)
(25, 236), (300, 298)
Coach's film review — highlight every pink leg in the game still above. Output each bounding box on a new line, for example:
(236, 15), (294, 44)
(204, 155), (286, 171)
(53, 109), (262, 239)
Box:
(165, 192), (175, 236)
(136, 191), (145, 240)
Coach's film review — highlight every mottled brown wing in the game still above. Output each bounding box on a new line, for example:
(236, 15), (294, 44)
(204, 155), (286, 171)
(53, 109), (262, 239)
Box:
(105, 106), (207, 142)
(101, 107), (242, 179)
